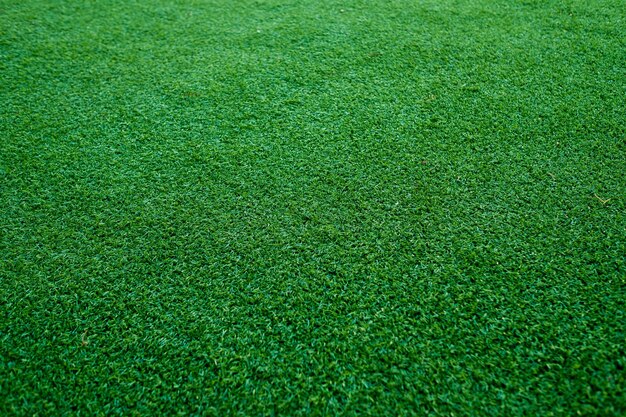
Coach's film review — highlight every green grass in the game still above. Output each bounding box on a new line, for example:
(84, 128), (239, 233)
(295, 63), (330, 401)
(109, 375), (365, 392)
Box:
(1, 0), (625, 415)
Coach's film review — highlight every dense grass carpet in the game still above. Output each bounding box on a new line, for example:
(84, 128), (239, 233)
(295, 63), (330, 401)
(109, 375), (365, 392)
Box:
(1, 0), (625, 415)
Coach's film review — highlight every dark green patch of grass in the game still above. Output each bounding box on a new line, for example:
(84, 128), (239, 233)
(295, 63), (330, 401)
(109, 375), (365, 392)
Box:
(1, 0), (625, 415)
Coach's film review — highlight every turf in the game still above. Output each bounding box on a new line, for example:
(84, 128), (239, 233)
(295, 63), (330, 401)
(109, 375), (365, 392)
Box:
(1, 0), (625, 415)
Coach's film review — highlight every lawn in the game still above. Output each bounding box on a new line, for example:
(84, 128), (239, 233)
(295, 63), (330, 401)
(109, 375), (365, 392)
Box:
(1, 0), (625, 415)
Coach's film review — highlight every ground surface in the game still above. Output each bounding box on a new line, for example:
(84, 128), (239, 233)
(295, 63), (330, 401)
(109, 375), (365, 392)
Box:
(1, 0), (625, 415)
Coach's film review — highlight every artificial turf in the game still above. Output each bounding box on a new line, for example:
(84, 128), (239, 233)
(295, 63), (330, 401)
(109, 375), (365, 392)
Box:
(1, 0), (625, 415)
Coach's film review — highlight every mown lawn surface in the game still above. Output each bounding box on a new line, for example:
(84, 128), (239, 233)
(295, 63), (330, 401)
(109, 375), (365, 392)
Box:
(1, 0), (625, 415)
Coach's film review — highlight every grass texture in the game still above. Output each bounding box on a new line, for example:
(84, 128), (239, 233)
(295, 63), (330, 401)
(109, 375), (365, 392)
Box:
(1, 0), (625, 415)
